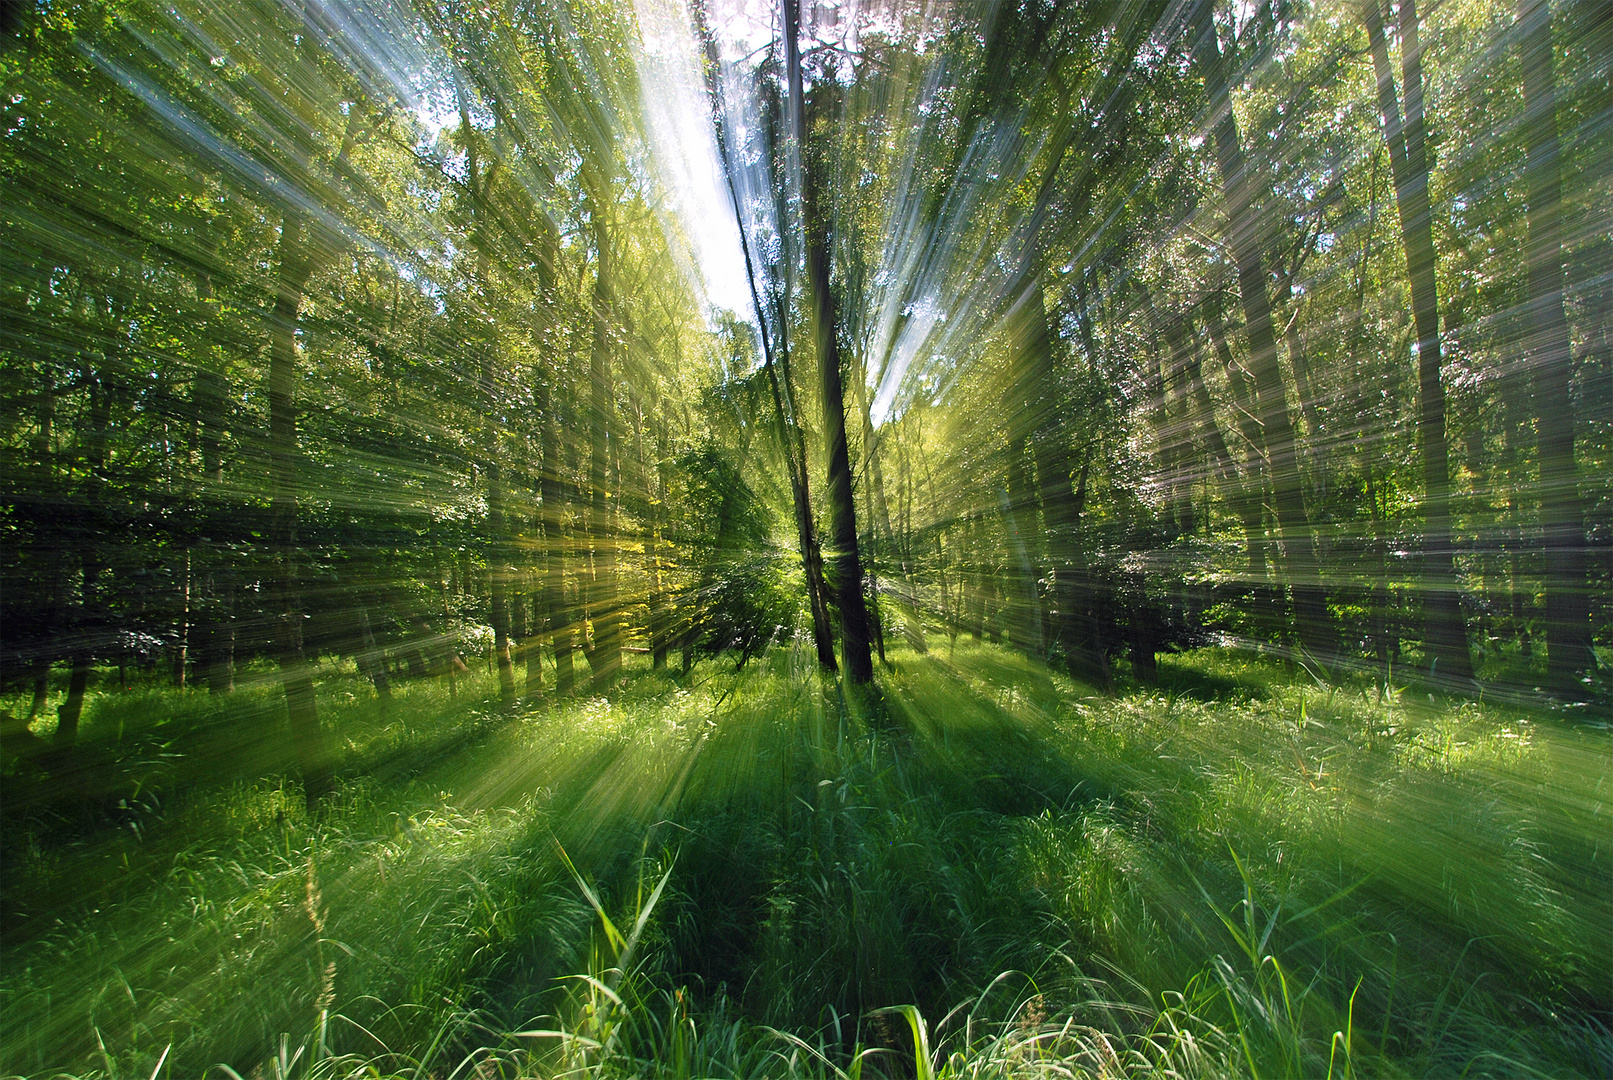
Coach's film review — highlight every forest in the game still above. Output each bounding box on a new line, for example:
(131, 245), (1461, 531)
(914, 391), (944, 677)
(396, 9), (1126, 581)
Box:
(0, 0), (1609, 1075)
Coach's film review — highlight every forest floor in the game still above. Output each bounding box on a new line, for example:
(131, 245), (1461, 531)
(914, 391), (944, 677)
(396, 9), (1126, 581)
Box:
(1, 641), (1610, 1079)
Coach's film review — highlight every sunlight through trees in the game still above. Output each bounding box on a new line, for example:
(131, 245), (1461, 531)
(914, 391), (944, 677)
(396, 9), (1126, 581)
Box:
(1, 0), (1608, 1074)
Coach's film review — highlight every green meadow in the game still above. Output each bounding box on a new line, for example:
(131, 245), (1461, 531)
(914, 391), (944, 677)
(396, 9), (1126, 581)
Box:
(4, 646), (1607, 1078)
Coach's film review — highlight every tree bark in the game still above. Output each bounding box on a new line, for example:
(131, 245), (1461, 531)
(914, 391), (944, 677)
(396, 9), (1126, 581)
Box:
(1363, 0), (1473, 683)
(1518, 0), (1595, 693)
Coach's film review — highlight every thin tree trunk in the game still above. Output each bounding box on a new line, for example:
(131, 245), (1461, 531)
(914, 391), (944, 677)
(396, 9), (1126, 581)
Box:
(1366, 466), (1393, 675)
(650, 400), (672, 670)
(173, 552), (190, 688)
(552, 408), (579, 697)
(1000, 469), (1045, 657)
(1363, 0), (1473, 683)
(358, 606), (391, 704)
(58, 363), (110, 750)
(585, 201), (623, 686)
(1518, 0), (1595, 693)
(1190, 1), (1333, 663)
(486, 455), (517, 708)
(1068, 273), (1113, 682)
(998, 284), (1051, 662)
(194, 366), (234, 694)
(268, 210), (332, 809)
(896, 442), (927, 654)
(1503, 383), (1534, 659)
(858, 385), (889, 664)
(534, 221), (563, 700)
(461, 112), (519, 710)
(1158, 307), (1199, 539)
(26, 374), (57, 717)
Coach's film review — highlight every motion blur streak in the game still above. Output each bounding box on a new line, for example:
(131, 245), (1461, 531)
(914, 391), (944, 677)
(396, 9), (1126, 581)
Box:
(1, 0), (1608, 1075)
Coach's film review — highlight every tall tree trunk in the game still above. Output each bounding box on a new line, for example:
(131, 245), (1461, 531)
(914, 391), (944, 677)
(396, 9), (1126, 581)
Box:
(24, 370), (58, 718)
(1518, 0), (1595, 693)
(532, 216), (563, 700)
(1018, 280), (1101, 680)
(1184, 304), (1273, 637)
(268, 211), (332, 809)
(462, 113), (518, 710)
(650, 400), (672, 671)
(1503, 381), (1535, 659)
(788, 0), (873, 684)
(1363, 0), (1473, 683)
(701, 20), (837, 672)
(552, 402), (580, 696)
(173, 552), (191, 687)
(1366, 467), (1393, 674)
(585, 201), (623, 686)
(58, 358), (112, 750)
(1067, 272), (1114, 683)
(1206, 305), (1280, 632)
(1157, 305), (1199, 539)
(857, 381), (889, 664)
(998, 278), (1055, 662)
(895, 441), (928, 654)
(1189, 0), (1334, 663)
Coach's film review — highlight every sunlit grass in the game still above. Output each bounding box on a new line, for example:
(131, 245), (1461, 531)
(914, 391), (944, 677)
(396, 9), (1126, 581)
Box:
(2, 642), (1609, 1077)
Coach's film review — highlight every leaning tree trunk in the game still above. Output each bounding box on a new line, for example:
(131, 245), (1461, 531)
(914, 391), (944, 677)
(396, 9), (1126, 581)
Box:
(268, 210), (332, 810)
(1363, 0), (1473, 683)
(1190, 0), (1334, 664)
(1518, 0), (1595, 693)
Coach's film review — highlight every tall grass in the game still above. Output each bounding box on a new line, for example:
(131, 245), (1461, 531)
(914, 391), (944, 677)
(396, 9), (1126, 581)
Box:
(2, 642), (1608, 1078)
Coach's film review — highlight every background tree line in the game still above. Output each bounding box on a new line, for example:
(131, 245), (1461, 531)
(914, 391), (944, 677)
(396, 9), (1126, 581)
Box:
(3, 0), (1608, 811)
